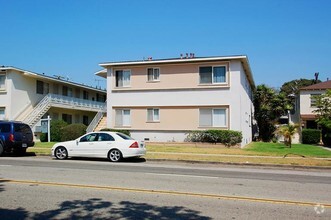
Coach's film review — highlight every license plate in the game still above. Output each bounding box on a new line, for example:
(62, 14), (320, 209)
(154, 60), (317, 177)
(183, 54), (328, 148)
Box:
(22, 143), (27, 148)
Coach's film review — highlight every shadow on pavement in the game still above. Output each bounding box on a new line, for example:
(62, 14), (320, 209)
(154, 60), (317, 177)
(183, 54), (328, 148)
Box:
(69, 156), (147, 163)
(1, 152), (36, 157)
(0, 198), (211, 220)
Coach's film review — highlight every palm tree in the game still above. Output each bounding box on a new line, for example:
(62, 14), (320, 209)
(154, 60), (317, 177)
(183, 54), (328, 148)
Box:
(276, 124), (298, 148)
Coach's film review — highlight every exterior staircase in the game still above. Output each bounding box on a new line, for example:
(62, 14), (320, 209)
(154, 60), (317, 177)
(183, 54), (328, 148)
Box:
(23, 95), (52, 127)
(94, 115), (107, 131)
(22, 93), (106, 128)
(86, 100), (107, 133)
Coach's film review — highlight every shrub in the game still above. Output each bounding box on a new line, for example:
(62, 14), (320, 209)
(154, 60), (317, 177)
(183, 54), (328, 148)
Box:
(100, 128), (131, 136)
(186, 130), (242, 147)
(61, 124), (87, 141)
(321, 127), (331, 146)
(40, 120), (68, 142)
(302, 129), (321, 144)
(40, 133), (48, 142)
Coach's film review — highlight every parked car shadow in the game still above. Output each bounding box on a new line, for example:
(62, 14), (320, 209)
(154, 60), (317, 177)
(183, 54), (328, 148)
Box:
(69, 156), (147, 163)
(0, 198), (211, 220)
(0, 152), (36, 157)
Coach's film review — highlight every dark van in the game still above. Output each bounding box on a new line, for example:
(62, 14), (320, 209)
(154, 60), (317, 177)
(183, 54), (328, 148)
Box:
(0, 121), (34, 156)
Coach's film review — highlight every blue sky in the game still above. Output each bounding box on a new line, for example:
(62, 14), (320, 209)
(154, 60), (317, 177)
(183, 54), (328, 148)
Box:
(1, 0), (330, 89)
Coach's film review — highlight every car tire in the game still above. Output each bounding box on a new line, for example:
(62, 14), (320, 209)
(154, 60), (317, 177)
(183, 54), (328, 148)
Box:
(108, 149), (122, 162)
(0, 143), (4, 156)
(54, 146), (68, 160)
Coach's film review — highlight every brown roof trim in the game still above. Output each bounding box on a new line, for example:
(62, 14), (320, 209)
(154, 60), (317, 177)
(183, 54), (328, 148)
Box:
(300, 114), (317, 120)
(300, 80), (331, 90)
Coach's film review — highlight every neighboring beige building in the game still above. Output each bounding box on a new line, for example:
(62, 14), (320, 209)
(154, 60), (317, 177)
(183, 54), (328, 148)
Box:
(96, 55), (255, 146)
(298, 80), (331, 129)
(0, 66), (106, 137)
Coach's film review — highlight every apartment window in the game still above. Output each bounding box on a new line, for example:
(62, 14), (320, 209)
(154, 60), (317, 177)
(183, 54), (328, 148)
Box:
(36, 80), (49, 94)
(115, 70), (131, 87)
(199, 108), (227, 127)
(0, 74), (6, 90)
(199, 66), (226, 84)
(62, 114), (72, 124)
(62, 86), (73, 97)
(83, 91), (89, 100)
(147, 108), (160, 122)
(147, 68), (160, 82)
(0, 107), (5, 120)
(310, 94), (321, 107)
(83, 115), (89, 126)
(115, 109), (131, 126)
(36, 80), (43, 94)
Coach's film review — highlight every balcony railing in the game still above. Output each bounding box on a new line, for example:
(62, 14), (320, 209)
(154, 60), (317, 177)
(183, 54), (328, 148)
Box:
(48, 94), (105, 111)
(23, 93), (106, 127)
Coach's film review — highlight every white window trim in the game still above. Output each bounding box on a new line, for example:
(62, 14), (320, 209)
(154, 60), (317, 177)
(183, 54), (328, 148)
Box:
(147, 108), (160, 122)
(115, 69), (131, 88)
(0, 107), (6, 120)
(147, 67), (160, 82)
(115, 109), (131, 127)
(199, 65), (228, 85)
(199, 108), (228, 128)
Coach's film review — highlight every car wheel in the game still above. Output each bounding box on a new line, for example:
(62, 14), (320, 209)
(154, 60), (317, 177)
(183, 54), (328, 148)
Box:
(108, 149), (122, 162)
(0, 143), (3, 156)
(54, 147), (68, 160)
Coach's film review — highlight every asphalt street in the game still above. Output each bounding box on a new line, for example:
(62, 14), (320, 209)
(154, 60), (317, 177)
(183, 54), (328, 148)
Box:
(0, 156), (330, 219)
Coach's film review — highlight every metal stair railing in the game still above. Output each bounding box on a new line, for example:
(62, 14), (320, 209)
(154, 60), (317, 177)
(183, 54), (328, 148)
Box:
(48, 94), (105, 110)
(86, 100), (107, 133)
(23, 94), (51, 127)
(23, 94), (107, 128)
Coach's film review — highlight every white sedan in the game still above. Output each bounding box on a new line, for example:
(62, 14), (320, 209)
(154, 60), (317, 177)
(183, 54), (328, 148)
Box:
(51, 132), (146, 162)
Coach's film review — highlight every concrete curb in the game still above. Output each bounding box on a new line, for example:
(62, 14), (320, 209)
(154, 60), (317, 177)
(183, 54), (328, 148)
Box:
(33, 153), (331, 170)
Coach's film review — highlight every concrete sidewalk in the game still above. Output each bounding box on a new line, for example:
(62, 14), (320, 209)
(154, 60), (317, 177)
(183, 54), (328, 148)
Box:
(148, 151), (331, 160)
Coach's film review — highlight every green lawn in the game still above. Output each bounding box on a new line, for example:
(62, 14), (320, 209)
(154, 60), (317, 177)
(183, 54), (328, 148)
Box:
(244, 142), (331, 158)
(28, 141), (331, 166)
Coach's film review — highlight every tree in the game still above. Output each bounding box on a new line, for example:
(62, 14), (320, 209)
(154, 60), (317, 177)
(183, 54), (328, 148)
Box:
(280, 78), (321, 109)
(280, 78), (321, 97)
(254, 84), (292, 142)
(314, 89), (331, 146)
(276, 124), (299, 148)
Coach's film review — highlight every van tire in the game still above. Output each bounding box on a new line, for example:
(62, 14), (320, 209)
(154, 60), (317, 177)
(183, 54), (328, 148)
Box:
(0, 143), (4, 156)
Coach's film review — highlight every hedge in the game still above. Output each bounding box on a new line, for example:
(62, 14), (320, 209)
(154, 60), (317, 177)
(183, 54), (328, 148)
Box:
(186, 130), (242, 147)
(61, 124), (87, 141)
(302, 129), (321, 144)
(40, 120), (68, 142)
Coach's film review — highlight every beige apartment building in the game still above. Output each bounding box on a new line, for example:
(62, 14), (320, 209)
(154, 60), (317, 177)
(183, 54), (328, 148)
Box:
(96, 55), (255, 146)
(0, 66), (106, 137)
(298, 80), (331, 129)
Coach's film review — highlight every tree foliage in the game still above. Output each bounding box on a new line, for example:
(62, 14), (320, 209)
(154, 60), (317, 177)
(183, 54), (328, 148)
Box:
(254, 84), (292, 142)
(314, 89), (331, 146)
(280, 78), (321, 97)
(61, 124), (87, 141)
(275, 124), (299, 148)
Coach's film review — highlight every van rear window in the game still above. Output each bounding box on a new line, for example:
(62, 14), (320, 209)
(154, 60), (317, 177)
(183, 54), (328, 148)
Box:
(14, 124), (31, 133)
(0, 124), (11, 133)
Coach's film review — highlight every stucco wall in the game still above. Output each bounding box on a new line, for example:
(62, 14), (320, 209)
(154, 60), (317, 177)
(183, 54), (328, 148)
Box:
(112, 61), (230, 90)
(106, 60), (254, 146)
(299, 90), (322, 115)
